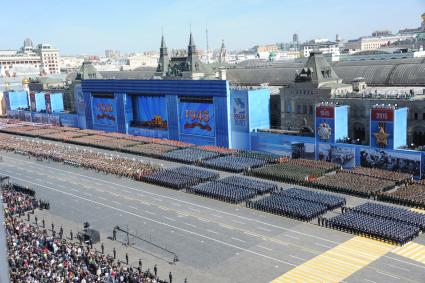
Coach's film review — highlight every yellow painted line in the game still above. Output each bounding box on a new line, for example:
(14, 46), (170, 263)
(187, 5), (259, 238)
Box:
(392, 242), (425, 264)
(271, 237), (394, 283)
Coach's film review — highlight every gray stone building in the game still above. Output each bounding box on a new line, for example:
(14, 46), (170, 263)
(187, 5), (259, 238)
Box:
(279, 52), (352, 134)
(278, 52), (425, 146)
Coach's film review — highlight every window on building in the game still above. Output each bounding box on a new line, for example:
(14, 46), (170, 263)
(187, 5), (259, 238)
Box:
(414, 113), (418, 120)
(423, 113), (425, 120)
(296, 105), (301, 114)
(309, 105), (313, 115)
(303, 105), (307, 114)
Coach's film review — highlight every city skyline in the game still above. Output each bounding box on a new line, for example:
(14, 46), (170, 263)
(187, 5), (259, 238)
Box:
(2, 0), (425, 55)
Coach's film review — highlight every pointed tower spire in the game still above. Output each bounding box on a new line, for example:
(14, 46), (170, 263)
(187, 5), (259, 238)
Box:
(188, 32), (196, 55)
(160, 34), (166, 49)
(219, 39), (227, 63)
(156, 33), (169, 76)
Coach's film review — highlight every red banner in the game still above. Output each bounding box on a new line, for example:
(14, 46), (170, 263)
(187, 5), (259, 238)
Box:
(371, 109), (393, 121)
(316, 106), (334, 118)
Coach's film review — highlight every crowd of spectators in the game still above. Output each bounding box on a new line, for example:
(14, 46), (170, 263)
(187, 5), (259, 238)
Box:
(2, 184), (170, 282)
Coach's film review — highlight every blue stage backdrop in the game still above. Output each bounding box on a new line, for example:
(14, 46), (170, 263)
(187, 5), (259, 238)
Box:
(370, 108), (394, 149)
(179, 101), (215, 137)
(92, 96), (117, 127)
(132, 95), (167, 130)
(315, 105), (335, 143)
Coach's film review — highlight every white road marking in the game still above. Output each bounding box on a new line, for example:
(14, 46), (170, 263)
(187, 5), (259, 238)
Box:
(111, 200), (120, 205)
(375, 270), (400, 279)
(84, 193), (93, 196)
(206, 229), (219, 234)
(314, 242), (332, 249)
(286, 235), (299, 240)
(3, 174), (295, 266)
(144, 210), (156, 215)
(257, 245), (273, 251)
(210, 214), (222, 218)
(383, 263), (410, 272)
(231, 219), (246, 225)
(188, 207), (200, 213)
(257, 226), (272, 232)
(184, 223), (197, 228)
(172, 203), (181, 207)
(364, 279), (377, 283)
(231, 237), (246, 243)
(164, 216), (176, 222)
(129, 205), (138, 210)
(98, 197), (107, 201)
(290, 255), (307, 261)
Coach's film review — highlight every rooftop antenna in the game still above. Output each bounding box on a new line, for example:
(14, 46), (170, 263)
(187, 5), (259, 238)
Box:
(206, 24), (210, 64)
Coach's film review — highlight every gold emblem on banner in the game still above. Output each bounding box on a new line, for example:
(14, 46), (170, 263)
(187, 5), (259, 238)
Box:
(374, 126), (389, 148)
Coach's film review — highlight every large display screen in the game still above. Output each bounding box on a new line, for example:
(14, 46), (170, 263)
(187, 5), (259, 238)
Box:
(92, 96), (117, 126)
(317, 143), (356, 169)
(360, 148), (421, 177)
(132, 95), (167, 130)
(179, 101), (215, 137)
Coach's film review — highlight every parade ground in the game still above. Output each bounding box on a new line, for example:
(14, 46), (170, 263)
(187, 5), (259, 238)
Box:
(2, 138), (425, 283)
